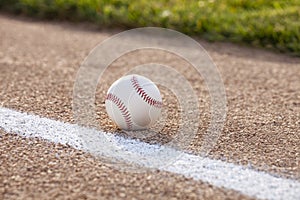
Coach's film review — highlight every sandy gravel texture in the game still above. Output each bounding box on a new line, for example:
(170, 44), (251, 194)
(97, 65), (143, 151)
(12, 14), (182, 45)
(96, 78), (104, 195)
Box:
(0, 13), (299, 199)
(0, 131), (253, 200)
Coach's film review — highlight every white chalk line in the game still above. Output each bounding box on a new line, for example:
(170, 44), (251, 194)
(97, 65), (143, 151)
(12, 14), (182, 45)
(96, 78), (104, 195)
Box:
(0, 107), (299, 200)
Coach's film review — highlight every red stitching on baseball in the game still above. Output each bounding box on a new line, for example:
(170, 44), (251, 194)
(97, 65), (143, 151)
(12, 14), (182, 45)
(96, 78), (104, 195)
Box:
(106, 93), (133, 130)
(131, 76), (163, 108)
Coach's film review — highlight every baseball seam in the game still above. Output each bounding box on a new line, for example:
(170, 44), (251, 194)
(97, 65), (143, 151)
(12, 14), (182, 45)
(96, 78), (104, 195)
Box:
(131, 76), (163, 108)
(106, 93), (133, 130)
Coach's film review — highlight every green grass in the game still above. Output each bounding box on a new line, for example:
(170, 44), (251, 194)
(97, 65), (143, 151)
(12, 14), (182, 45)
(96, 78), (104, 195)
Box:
(1, 0), (300, 55)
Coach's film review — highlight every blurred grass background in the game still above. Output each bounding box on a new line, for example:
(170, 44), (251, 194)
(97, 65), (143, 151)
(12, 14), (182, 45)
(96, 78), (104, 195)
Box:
(1, 0), (300, 55)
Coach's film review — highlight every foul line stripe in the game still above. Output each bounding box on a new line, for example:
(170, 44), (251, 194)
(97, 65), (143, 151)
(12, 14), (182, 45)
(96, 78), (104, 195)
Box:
(0, 107), (299, 200)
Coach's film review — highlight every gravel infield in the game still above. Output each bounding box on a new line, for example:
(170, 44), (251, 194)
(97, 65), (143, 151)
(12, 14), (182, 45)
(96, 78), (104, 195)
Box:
(0, 13), (299, 199)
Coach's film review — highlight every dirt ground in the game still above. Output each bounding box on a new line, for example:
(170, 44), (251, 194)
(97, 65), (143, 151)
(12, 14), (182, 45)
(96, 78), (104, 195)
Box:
(0, 13), (299, 199)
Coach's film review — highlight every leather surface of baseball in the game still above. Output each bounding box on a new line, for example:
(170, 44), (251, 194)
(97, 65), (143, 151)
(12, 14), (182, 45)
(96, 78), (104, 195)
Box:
(105, 74), (162, 130)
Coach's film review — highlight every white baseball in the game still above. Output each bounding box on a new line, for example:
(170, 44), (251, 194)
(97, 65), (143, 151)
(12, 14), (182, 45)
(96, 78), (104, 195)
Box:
(105, 74), (162, 130)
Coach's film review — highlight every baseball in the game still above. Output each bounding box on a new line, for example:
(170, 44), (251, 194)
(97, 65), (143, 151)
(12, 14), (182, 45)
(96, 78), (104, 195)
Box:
(105, 74), (162, 130)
